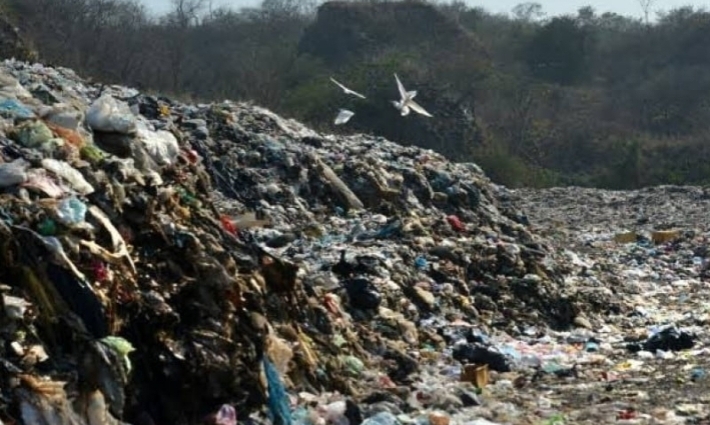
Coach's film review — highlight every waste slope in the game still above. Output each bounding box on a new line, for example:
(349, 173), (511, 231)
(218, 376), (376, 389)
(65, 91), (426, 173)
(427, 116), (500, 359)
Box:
(0, 59), (595, 425)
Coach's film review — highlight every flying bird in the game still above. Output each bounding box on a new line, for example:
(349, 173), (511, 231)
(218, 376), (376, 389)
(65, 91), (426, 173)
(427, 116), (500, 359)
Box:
(330, 77), (367, 99)
(334, 109), (355, 125)
(391, 73), (433, 118)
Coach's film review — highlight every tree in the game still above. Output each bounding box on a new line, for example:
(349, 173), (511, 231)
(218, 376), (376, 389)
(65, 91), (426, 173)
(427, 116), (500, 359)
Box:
(162, 0), (206, 92)
(577, 6), (595, 25)
(170, 0), (207, 27)
(638, 0), (654, 24)
(525, 17), (590, 84)
(512, 2), (544, 22)
(260, 0), (318, 20)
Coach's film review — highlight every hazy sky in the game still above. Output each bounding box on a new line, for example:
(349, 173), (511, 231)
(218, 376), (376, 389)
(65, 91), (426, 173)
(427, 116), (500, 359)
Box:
(142, 0), (709, 19)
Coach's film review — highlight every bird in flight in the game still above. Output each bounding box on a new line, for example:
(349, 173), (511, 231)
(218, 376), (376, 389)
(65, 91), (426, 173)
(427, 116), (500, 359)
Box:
(391, 73), (433, 118)
(330, 77), (367, 99)
(334, 109), (355, 125)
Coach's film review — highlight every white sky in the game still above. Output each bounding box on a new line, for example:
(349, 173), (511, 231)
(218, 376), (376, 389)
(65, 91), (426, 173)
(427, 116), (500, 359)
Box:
(142, 0), (710, 19)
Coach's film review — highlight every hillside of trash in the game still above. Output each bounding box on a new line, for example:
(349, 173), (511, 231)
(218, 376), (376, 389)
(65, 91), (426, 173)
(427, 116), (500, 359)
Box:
(0, 59), (589, 425)
(3, 59), (709, 425)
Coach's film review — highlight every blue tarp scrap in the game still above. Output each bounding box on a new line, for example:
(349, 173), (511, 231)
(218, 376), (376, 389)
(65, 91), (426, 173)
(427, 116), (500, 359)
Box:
(263, 357), (293, 425)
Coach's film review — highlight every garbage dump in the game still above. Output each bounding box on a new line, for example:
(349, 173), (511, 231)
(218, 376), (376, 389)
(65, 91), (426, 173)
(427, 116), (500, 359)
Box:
(505, 186), (710, 423)
(2, 59), (707, 425)
(0, 58), (596, 425)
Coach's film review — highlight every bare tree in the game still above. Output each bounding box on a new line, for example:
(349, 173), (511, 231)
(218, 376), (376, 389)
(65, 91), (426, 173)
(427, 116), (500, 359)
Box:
(638, 0), (654, 24)
(260, 0), (318, 20)
(171, 0), (207, 27)
(163, 0), (206, 92)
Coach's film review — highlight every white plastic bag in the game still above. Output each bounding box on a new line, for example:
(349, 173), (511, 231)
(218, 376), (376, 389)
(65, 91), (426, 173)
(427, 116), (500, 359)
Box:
(41, 158), (95, 195)
(23, 168), (67, 198)
(38, 103), (84, 130)
(136, 121), (179, 166)
(86, 94), (137, 134)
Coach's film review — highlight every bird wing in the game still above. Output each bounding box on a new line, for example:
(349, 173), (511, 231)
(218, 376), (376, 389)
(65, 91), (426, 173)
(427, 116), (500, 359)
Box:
(346, 87), (367, 99)
(394, 73), (408, 101)
(330, 77), (366, 99)
(330, 77), (348, 92)
(408, 100), (433, 117)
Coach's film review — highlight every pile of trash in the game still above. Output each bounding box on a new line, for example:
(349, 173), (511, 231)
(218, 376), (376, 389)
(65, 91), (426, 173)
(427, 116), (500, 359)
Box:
(0, 60), (597, 425)
(508, 186), (710, 249)
(496, 185), (710, 423)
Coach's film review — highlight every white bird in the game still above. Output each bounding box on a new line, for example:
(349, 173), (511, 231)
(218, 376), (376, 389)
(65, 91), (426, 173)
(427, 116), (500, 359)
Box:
(334, 109), (355, 125)
(330, 77), (367, 99)
(391, 73), (433, 118)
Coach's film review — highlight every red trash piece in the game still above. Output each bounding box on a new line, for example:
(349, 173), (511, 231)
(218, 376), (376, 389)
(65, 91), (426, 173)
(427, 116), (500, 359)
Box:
(220, 215), (237, 235)
(447, 214), (465, 231)
(185, 149), (200, 164)
(617, 409), (637, 420)
(92, 260), (108, 282)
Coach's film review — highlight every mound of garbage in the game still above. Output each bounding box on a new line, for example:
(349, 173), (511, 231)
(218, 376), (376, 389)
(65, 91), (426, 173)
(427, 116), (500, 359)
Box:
(0, 60), (595, 425)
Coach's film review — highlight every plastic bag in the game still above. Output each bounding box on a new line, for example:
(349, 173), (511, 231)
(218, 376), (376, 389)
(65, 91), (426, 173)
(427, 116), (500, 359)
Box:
(56, 197), (88, 225)
(23, 168), (67, 198)
(46, 121), (84, 147)
(0, 98), (34, 119)
(361, 412), (397, 425)
(264, 358), (293, 425)
(39, 104), (84, 130)
(41, 158), (95, 195)
(324, 401), (349, 425)
(136, 121), (179, 165)
(0, 158), (30, 188)
(0, 70), (32, 99)
(10, 120), (62, 151)
(3, 294), (31, 320)
(215, 404), (237, 425)
(86, 94), (137, 134)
